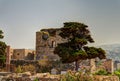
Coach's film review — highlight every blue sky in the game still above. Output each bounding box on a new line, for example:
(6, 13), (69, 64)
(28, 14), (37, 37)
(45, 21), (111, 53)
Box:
(0, 0), (120, 48)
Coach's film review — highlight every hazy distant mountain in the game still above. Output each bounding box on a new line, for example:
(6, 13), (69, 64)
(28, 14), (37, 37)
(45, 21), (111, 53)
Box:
(99, 44), (120, 61)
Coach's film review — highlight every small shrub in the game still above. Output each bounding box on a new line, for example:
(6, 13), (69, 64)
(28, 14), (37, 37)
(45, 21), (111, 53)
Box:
(61, 70), (93, 81)
(15, 65), (23, 73)
(34, 77), (39, 81)
(95, 69), (108, 75)
(22, 64), (35, 72)
(114, 69), (120, 79)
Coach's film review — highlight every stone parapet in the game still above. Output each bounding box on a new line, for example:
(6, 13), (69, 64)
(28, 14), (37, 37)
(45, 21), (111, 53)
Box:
(0, 73), (119, 81)
(93, 75), (119, 81)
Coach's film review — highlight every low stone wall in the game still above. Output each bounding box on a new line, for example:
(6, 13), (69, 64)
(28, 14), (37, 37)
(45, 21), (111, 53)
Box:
(1, 77), (60, 81)
(0, 73), (119, 81)
(93, 75), (119, 81)
(0, 73), (60, 81)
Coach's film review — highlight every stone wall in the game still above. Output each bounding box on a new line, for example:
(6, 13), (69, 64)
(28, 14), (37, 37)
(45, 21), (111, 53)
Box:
(6, 46), (35, 60)
(36, 28), (66, 61)
(102, 59), (114, 73)
(12, 49), (35, 60)
(0, 73), (60, 81)
(11, 60), (37, 67)
(6, 46), (14, 71)
(13, 49), (26, 60)
(1, 74), (119, 81)
(90, 59), (96, 73)
(93, 75), (119, 81)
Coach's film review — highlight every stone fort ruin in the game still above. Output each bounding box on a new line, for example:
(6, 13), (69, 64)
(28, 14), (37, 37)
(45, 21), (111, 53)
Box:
(36, 28), (114, 73)
(36, 28), (66, 61)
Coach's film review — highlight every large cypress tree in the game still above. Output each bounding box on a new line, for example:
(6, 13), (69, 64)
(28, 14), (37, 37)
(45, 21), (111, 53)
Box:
(54, 22), (106, 71)
(0, 30), (6, 67)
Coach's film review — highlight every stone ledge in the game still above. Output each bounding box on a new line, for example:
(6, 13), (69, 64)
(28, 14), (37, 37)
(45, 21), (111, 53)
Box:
(93, 75), (119, 81)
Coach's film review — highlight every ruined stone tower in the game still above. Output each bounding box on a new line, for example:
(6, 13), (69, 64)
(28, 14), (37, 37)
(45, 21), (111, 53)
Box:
(36, 28), (66, 61)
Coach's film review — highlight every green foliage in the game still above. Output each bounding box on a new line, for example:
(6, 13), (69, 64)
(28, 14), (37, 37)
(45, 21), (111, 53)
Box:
(84, 46), (106, 59)
(34, 77), (39, 81)
(61, 70), (93, 81)
(22, 64), (36, 72)
(15, 65), (23, 73)
(114, 69), (120, 79)
(95, 69), (108, 75)
(0, 41), (6, 55)
(15, 64), (36, 73)
(0, 30), (6, 67)
(0, 55), (6, 63)
(59, 22), (94, 43)
(54, 22), (106, 71)
(0, 30), (4, 38)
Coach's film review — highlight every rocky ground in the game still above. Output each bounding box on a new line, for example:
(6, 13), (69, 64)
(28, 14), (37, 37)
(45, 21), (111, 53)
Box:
(0, 72), (119, 81)
(0, 72), (60, 81)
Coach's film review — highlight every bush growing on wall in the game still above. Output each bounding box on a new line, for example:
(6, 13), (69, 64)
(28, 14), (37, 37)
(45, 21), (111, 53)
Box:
(61, 70), (93, 81)
(95, 69), (108, 75)
(22, 64), (35, 72)
(15, 65), (23, 73)
(15, 64), (36, 73)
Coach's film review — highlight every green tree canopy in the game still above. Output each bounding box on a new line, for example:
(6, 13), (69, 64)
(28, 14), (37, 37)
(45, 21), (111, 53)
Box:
(0, 29), (6, 67)
(0, 30), (4, 39)
(54, 22), (106, 71)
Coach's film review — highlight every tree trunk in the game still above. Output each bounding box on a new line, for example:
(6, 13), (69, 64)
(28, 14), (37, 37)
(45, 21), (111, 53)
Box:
(75, 60), (79, 71)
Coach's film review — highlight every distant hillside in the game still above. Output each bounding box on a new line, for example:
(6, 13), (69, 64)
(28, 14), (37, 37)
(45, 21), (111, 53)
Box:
(99, 44), (120, 61)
